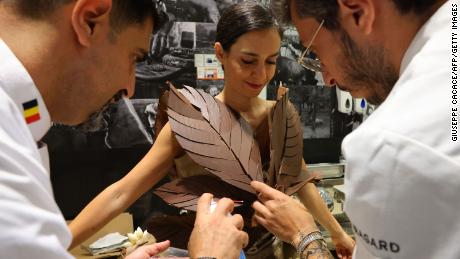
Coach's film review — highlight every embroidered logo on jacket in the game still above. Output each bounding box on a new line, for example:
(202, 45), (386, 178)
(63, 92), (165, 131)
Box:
(22, 99), (40, 124)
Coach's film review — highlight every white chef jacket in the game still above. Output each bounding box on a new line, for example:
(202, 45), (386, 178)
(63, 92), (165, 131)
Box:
(343, 2), (460, 258)
(0, 39), (73, 258)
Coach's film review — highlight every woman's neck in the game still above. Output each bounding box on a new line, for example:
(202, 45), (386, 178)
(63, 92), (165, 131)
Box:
(216, 86), (259, 114)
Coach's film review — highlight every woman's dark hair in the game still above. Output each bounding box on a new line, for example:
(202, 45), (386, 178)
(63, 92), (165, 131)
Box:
(216, 1), (280, 52)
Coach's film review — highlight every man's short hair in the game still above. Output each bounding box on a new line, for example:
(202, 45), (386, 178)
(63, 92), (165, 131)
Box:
(272, 0), (440, 29)
(4, 0), (167, 32)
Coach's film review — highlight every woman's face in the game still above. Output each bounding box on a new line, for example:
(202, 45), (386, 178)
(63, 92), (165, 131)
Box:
(215, 28), (281, 98)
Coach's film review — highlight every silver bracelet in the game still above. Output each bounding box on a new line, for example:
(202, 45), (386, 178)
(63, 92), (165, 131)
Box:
(296, 231), (324, 256)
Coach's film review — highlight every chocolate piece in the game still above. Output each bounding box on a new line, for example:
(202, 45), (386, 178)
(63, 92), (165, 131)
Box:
(154, 88), (169, 139)
(155, 175), (255, 210)
(269, 86), (312, 195)
(166, 84), (263, 193)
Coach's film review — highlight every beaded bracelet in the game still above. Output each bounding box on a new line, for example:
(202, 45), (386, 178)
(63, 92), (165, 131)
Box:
(295, 231), (325, 256)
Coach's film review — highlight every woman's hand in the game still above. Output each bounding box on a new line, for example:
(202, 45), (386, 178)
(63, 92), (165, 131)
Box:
(331, 231), (355, 259)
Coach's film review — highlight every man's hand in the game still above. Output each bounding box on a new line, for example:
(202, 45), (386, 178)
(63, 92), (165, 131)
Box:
(251, 181), (318, 247)
(125, 240), (170, 259)
(188, 194), (249, 259)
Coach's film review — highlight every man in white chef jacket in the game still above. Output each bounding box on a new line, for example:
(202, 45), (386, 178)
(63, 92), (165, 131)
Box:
(0, 1), (248, 259)
(251, 0), (460, 258)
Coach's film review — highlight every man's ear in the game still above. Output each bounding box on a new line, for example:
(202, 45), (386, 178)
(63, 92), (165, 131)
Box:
(214, 42), (225, 64)
(71, 0), (112, 47)
(337, 0), (375, 35)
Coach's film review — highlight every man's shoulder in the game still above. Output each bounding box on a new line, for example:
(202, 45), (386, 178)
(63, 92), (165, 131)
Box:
(0, 87), (33, 146)
(343, 122), (460, 175)
(0, 87), (42, 171)
(352, 63), (454, 159)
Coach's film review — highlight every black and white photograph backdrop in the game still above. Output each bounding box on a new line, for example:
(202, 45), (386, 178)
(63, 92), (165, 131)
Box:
(267, 27), (334, 139)
(46, 1), (249, 152)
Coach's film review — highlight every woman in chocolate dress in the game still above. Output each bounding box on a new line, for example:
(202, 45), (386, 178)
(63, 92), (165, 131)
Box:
(69, 2), (354, 258)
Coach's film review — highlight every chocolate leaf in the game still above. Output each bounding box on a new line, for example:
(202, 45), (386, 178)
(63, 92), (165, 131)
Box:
(279, 100), (303, 176)
(166, 84), (263, 195)
(268, 86), (310, 194)
(267, 87), (288, 186)
(154, 175), (255, 211)
(154, 88), (169, 139)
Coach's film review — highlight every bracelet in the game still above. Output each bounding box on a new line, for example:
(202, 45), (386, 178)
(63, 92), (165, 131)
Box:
(296, 231), (324, 256)
(289, 230), (317, 248)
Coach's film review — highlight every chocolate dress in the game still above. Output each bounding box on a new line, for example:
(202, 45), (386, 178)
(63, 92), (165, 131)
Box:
(148, 85), (313, 257)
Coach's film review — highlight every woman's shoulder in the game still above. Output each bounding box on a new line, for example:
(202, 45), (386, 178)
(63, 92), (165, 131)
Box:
(262, 99), (277, 110)
(262, 97), (297, 112)
(265, 96), (301, 123)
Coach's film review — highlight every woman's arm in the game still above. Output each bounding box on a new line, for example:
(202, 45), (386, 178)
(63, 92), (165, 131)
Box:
(297, 182), (342, 237)
(69, 123), (181, 249)
(297, 160), (354, 258)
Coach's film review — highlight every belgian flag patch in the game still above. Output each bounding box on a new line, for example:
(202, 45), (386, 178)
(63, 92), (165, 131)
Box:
(22, 99), (40, 124)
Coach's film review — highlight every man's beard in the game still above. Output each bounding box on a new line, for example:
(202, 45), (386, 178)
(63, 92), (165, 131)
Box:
(338, 30), (399, 105)
(72, 90), (125, 133)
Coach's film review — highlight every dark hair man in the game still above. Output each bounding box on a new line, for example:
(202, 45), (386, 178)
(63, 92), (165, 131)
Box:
(252, 0), (459, 258)
(0, 1), (245, 258)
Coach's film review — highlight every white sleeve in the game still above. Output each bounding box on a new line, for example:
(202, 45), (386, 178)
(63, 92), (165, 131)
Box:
(342, 127), (460, 258)
(0, 109), (73, 258)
